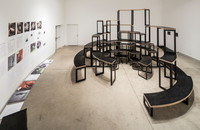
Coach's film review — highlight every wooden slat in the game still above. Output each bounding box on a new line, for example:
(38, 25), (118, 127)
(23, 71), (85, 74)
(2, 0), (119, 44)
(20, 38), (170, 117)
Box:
(145, 89), (193, 108)
(73, 65), (86, 70)
(93, 54), (116, 65)
(120, 24), (133, 26)
(119, 9), (148, 11)
(146, 25), (176, 30)
(159, 58), (176, 64)
(111, 24), (118, 26)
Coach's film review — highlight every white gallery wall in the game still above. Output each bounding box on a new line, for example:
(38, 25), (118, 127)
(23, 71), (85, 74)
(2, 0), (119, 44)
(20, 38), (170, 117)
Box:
(0, 0), (65, 111)
(64, 0), (163, 45)
(162, 0), (200, 60)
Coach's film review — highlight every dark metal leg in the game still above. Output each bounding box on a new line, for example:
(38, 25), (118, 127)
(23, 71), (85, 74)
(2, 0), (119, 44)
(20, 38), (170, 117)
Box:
(111, 64), (112, 85)
(183, 98), (189, 105)
(76, 69), (78, 82)
(75, 67), (86, 83)
(170, 64), (173, 88)
(146, 66), (148, 80)
(150, 108), (153, 117)
(95, 60), (104, 76)
(159, 61), (161, 87)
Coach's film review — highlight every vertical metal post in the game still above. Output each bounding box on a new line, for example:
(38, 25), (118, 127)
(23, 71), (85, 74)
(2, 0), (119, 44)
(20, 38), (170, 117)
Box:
(174, 30), (176, 53)
(157, 28), (159, 67)
(164, 30), (166, 52)
(149, 27), (151, 42)
(159, 61), (161, 87)
(140, 34), (142, 59)
(131, 10), (134, 40)
(144, 9), (147, 25)
(117, 10), (120, 40)
(110, 64), (112, 85)
(170, 64), (173, 88)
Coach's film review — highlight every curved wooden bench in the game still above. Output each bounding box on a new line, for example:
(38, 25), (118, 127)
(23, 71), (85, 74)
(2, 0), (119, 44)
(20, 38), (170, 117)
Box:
(93, 52), (117, 85)
(74, 50), (86, 82)
(143, 66), (193, 117)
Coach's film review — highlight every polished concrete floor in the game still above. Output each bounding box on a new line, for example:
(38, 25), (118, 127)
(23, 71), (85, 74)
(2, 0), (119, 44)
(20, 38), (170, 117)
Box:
(22, 46), (200, 130)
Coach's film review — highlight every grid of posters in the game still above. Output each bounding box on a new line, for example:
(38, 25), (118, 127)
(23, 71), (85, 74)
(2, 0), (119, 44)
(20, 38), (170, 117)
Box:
(6, 21), (45, 72)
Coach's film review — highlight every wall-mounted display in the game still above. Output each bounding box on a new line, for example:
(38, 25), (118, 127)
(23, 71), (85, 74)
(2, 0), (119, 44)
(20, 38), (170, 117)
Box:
(8, 53), (15, 71)
(8, 23), (16, 37)
(17, 49), (23, 63)
(30, 43), (36, 53)
(37, 21), (42, 29)
(37, 41), (41, 49)
(24, 22), (30, 32)
(17, 22), (23, 34)
(31, 22), (36, 31)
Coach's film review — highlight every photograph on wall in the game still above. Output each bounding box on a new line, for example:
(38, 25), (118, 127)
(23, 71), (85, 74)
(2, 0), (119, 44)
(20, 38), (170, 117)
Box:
(30, 43), (36, 53)
(8, 90), (30, 104)
(37, 21), (42, 29)
(8, 23), (16, 37)
(8, 53), (15, 71)
(18, 81), (36, 91)
(17, 22), (23, 34)
(24, 22), (30, 32)
(37, 41), (41, 49)
(17, 49), (23, 63)
(31, 22), (36, 31)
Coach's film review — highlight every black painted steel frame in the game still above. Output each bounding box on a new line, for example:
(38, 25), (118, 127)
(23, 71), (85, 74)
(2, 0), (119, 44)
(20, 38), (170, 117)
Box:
(75, 67), (86, 83)
(94, 58), (116, 85)
(138, 63), (152, 80)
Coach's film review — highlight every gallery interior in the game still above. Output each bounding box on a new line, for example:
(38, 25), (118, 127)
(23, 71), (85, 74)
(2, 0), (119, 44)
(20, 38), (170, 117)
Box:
(0, 0), (200, 129)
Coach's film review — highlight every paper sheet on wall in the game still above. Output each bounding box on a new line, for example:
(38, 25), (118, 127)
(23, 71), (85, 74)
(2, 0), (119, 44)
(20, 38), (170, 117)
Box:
(24, 74), (40, 81)
(24, 33), (29, 46)
(0, 60), (7, 79)
(8, 38), (16, 54)
(16, 36), (23, 49)
(0, 102), (24, 120)
(23, 46), (30, 58)
(0, 43), (7, 58)
(29, 32), (36, 43)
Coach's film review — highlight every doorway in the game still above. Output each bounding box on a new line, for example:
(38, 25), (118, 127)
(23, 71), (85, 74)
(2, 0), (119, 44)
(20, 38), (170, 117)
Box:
(55, 25), (62, 50)
(67, 24), (78, 45)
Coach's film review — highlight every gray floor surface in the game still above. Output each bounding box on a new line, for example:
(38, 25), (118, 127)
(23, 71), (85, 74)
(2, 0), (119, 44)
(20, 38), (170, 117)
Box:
(22, 46), (200, 130)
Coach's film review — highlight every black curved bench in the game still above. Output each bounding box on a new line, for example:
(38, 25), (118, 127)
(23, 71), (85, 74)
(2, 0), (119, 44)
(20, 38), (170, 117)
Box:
(93, 51), (117, 85)
(74, 50), (86, 82)
(143, 66), (193, 117)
